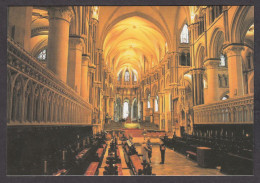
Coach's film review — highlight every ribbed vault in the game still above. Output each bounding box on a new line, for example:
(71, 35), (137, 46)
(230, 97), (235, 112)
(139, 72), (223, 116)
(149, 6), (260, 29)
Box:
(103, 16), (167, 78)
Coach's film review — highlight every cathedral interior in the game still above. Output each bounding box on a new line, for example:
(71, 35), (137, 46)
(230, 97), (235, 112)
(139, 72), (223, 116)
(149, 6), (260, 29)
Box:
(7, 6), (254, 176)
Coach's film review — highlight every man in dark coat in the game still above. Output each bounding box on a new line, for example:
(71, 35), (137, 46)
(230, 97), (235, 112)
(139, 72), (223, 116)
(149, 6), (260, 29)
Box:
(160, 142), (166, 164)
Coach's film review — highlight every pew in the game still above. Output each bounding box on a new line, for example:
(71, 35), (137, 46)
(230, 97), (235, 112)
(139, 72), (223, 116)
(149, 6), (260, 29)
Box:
(186, 151), (197, 160)
(53, 169), (67, 176)
(116, 164), (123, 175)
(84, 162), (99, 175)
(129, 154), (143, 175)
(76, 148), (90, 160)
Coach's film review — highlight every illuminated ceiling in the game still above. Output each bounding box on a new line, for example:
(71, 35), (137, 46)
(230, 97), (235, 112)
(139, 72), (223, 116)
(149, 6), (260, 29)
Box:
(30, 6), (192, 79)
(98, 6), (190, 79)
(103, 16), (167, 76)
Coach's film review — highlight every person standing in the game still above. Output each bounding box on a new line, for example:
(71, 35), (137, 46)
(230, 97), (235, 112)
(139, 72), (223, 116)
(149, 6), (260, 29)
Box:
(146, 139), (152, 163)
(141, 142), (148, 163)
(160, 142), (166, 164)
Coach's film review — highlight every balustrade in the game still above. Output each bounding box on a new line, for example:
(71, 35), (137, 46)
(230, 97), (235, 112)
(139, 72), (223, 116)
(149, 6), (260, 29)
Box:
(7, 37), (92, 125)
(193, 95), (253, 124)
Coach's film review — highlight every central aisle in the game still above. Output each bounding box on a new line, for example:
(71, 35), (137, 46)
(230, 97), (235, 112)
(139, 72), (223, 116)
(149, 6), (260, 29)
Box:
(135, 144), (225, 176)
(98, 141), (131, 175)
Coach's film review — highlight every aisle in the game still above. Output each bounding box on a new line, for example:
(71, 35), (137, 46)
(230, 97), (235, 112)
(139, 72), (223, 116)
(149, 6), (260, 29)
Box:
(98, 142), (131, 175)
(98, 141), (110, 175)
(135, 145), (224, 176)
(118, 145), (131, 175)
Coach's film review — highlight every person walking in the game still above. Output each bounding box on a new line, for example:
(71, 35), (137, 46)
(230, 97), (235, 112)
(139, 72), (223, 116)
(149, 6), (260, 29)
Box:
(160, 142), (166, 164)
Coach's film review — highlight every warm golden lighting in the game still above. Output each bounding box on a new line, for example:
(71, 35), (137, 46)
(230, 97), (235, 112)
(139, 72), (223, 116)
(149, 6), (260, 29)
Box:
(92, 6), (99, 20)
(103, 16), (167, 75)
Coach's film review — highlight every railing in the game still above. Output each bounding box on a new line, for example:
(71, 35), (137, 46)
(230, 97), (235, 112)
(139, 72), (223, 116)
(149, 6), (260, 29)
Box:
(193, 95), (254, 124)
(116, 82), (139, 88)
(7, 37), (92, 126)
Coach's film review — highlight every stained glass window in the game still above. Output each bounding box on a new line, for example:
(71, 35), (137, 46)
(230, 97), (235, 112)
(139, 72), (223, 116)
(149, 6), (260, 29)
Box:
(180, 24), (189, 43)
(125, 70), (130, 81)
(219, 54), (226, 67)
(37, 49), (47, 61)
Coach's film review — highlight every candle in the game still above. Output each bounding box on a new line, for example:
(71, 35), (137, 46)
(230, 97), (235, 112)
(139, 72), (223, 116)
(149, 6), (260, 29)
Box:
(83, 139), (86, 147)
(44, 160), (47, 174)
(62, 150), (66, 161)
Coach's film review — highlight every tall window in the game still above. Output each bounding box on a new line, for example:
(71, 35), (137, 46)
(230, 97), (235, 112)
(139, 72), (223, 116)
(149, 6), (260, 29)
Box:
(133, 73), (137, 81)
(37, 49), (47, 61)
(219, 54), (226, 67)
(147, 94), (151, 108)
(180, 24), (189, 43)
(125, 70), (130, 82)
(155, 95), (159, 112)
(180, 52), (190, 66)
(123, 101), (129, 119)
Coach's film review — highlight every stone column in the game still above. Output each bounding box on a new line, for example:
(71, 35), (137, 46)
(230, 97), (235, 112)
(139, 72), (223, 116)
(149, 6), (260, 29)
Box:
(8, 7), (32, 51)
(106, 96), (110, 115)
(142, 98), (147, 121)
(204, 58), (220, 103)
(150, 96), (155, 123)
(47, 7), (74, 82)
(223, 44), (245, 98)
(191, 68), (204, 105)
(110, 98), (114, 119)
(164, 92), (171, 132)
(67, 36), (83, 93)
(158, 93), (164, 130)
(81, 54), (90, 100)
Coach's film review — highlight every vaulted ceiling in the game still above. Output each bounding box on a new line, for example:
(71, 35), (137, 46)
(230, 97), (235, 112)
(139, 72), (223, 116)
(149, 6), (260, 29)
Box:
(97, 6), (191, 79)
(30, 6), (192, 80)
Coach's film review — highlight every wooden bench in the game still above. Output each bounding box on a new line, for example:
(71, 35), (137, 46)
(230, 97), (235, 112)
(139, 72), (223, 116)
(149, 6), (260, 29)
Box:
(116, 163), (123, 175)
(186, 151), (197, 160)
(53, 169), (67, 176)
(84, 162), (99, 175)
(130, 154), (143, 175)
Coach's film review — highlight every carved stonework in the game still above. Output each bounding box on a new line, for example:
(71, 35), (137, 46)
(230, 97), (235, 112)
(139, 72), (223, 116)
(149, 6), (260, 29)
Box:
(7, 37), (92, 125)
(48, 7), (74, 23)
(223, 44), (245, 57)
(69, 36), (83, 50)
(82, 54), (90, 66)
(204, 58), (220, 69)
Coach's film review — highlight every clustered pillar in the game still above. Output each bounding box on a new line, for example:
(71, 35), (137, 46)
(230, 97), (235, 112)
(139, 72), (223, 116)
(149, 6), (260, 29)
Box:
(47, 7), (74, 83)
(223, 44), (245, 98)
(191, 68), (204, 106)
(204, 58), (220, 103)
(67, 36), (83, 93)
(81, 54), (90, 101)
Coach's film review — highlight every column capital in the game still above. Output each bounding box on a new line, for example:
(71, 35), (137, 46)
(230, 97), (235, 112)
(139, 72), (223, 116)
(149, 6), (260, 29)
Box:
(82, 54), (90, 66)
(223, 43), (245, 57)
(48, 7), (74, 23)
(69, 36), (83, 51)
(190, 68), (204, 75)
(203, 58), (220, 69)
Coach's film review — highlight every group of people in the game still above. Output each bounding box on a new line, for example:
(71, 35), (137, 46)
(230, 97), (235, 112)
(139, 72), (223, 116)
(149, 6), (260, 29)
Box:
(141, 138), (166, 164)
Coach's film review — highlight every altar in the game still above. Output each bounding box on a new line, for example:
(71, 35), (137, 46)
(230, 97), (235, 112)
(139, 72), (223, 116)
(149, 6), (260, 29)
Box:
(123, 123), (141, 129)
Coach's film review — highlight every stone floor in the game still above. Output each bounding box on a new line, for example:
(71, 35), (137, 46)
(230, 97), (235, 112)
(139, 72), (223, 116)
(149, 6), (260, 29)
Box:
(135, 144), (225, 176)
(99, 137), (225, 176)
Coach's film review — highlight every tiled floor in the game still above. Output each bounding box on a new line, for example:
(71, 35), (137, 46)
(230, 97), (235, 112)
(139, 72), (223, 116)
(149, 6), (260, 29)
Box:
(135, 144), (225, 176)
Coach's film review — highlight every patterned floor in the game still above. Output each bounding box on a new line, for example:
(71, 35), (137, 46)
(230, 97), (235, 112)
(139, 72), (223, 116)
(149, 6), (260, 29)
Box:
(135, 144), (225, 176)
